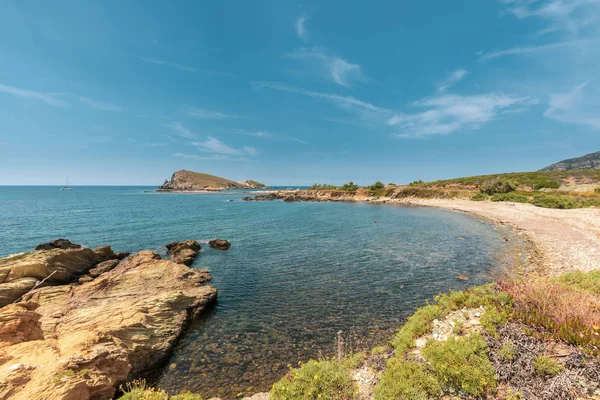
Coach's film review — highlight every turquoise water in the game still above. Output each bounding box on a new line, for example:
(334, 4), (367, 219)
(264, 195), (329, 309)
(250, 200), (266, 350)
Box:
(0, 186), (518, 398)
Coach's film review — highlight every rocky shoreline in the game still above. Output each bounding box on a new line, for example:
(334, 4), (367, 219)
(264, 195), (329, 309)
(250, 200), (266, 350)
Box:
(0, 239), (217, 400)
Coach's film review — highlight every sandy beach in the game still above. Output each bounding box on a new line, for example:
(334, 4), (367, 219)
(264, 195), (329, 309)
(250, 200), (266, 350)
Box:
(402, 199), (600, 274)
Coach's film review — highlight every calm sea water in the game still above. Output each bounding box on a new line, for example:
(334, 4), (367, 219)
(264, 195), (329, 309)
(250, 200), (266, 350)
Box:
(0, 186), (520, 399)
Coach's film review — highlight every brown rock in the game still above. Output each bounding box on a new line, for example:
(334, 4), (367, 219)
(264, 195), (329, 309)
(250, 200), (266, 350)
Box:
(208, 239), (231, 251)
(0, 246), (115, 306)
(88, 259), (119, 278)
(0, 250), (217, 400)
(166, 240), (201, 266)
(34, 239), (81, 251)
(114, 251), (131, 260)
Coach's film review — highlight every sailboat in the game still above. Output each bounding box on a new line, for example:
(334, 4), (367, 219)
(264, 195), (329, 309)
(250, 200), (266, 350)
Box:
(60, 178), (72, 191)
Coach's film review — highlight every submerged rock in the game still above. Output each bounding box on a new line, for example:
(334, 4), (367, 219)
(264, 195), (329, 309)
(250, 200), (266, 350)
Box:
(0, 250), (217, 400)
(34, 238), (81, 251)
(166, 240), (201, 266)
(209, 239), (231, 251)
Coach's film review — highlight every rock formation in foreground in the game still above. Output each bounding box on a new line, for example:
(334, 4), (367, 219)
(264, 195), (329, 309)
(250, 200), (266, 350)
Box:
(158, 170), (267, 192)
(0, 245), (217, 400)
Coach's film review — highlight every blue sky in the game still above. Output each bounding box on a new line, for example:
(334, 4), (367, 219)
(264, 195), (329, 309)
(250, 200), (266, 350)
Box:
(1, 0), (599, 185)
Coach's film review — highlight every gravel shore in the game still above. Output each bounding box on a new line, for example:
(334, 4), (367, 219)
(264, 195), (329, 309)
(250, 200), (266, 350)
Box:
(405, 199), (600, 274)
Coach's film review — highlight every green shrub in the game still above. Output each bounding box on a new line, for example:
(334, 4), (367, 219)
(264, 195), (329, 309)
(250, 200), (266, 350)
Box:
(481, 307), (509, 338)
(470, 193), (488, 201)
(506, 389), (524, 400)
(422, 334), (497, 397)
(490, 193), (530, 203)
(530, 194), (577, 209)
(533, 355), (563, 377)
(339, 182), (359, 191)
(374, 358), (442, 400)
(171, 393), (203, 400)
(554, 270), (600, 295)
(410, 180), (424, 186)
(120, 380), (169, 400)
(309, 183), (337, 190)
(371, 345), (389, 356)
(480, 179), (516, 195)
(595, 187), (600, 193)
(369, 181), (385, 190)
(270, 359), (355, 400)
(343, 352), (366, 369)
(498, 343), (517, 361)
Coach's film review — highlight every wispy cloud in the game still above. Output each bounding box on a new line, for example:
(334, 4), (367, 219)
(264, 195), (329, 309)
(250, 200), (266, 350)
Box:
(139, 57), (235, 76)
(544, 82), (600, 129)
(167, 121), (197, 139)
(479, 40), (582, 60)
(0, 83), (68, 107)
(185, 107), (241, 119)
(389, 93), (537, 138)
(295, 16), (310, 41)
(192, 136), (258, 156)
(284, 47), (365, 87)
(77, 96), (123, 111)
(225, 128), (308, 144)
(252, 81), (392, 125)
(502, 0), (600, 37)
(254, 81), (535, 138)
(172, 152), (246, 161)
(437, 69), (468, 92)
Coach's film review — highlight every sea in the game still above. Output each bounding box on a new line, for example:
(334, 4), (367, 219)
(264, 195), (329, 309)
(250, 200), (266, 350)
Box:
(0, 186), (522, 398)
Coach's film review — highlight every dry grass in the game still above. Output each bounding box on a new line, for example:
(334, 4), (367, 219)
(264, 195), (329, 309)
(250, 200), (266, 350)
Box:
(501, 278), (600, 354)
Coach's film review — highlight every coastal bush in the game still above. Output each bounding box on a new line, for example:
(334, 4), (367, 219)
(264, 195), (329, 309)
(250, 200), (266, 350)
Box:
(595, 187), (600, 193)
(410, 180), (424, 186)
(118, 381), (203, 400)
(369, 181), (385, 190)
(533, 355), (563, 377)
(270, 359), (355, 400)
(480, 306), (509, 338)
(480, 179), (516, 195)
(470, 193), (488, 201)
(391, 285), (512, 354)
(490, 193), (529, 203)
(422, 334), (497, 397)
(309, 183), (337, 190)
(498, 343), (517, 361)
(339, 182), (359, 191)
(374, 358), (442, 400)
(530, 194), (577, 209)
(503, 278), (600, 354)
(553, 270), (600, 295)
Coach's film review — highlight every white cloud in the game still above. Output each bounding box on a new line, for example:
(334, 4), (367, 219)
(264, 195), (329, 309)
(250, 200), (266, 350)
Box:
(284, 47), (365, 87)
(502, 0), (600, 37)
(295, 16), (309, 41)
(389, 93), (537, 138)
(192, 136), (258, 156)
(168, 121), (196, 139)
(139, 57), (235, 76)
(252, 81), (392, 125)
(479, 40), (582, 60)
(185, 107), (240, 119)
(0, 83), (68, 107)
(253, 81), (535, 138)
(225, 128), (308, 144)
(437, 69), (468, 92)
(77, 96), (122, 111)
(172, 152), (244, 161)
(544, 82), (600, 128)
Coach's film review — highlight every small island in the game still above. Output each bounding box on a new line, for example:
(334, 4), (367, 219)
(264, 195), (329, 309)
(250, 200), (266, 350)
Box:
(158, 170), (267, 192)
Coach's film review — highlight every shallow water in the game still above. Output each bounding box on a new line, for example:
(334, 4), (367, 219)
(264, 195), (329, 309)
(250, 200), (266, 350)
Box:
(0, 186), (520, 399)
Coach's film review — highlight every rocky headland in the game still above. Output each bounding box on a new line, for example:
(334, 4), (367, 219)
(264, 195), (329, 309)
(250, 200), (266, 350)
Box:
(0, 240), (217, 400)
(158, 170), (266, 192)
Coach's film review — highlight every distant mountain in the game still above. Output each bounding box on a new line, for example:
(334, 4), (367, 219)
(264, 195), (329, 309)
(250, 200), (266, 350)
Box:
(540, 151), (600, 171)
(158, 170), (266, 192)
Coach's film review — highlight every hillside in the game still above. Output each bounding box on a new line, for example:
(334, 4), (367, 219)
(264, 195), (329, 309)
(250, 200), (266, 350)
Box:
(540, 151), (600, 171)
(158, 170), (266, 191)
